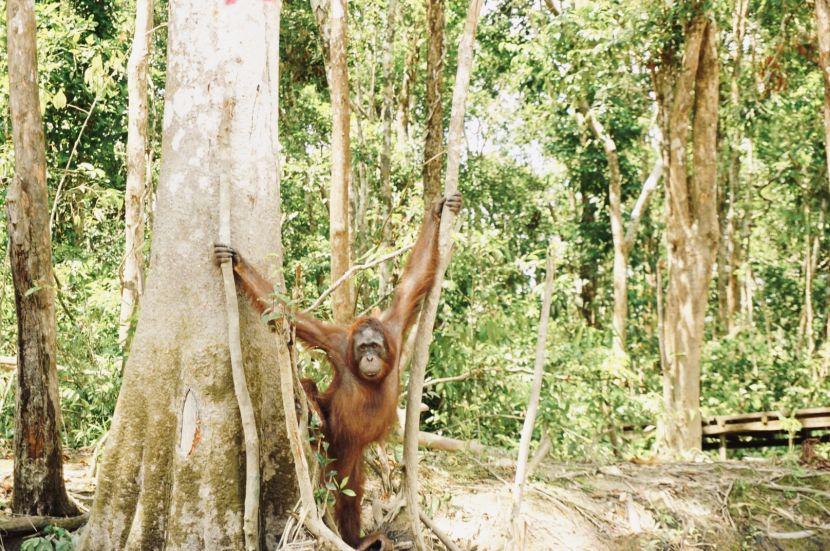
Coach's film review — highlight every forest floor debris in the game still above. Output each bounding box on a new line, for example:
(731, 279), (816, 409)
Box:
(0, 450), (828, 550)
(418, 451), (830, 550)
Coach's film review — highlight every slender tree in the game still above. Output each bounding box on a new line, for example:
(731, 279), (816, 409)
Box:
(5, 0), (79, 517)
(510, 240), (556, 548)
(403, 0), (483, 545)
(656, 12), (720, 455)
(817, 0), (830, 195)
(329, 0), (354, 324)
(377, 0), (398, 298)
(423, 0), (446, 208)
(119, 0), (154, 345)
(79, 1), (295, 547)
(583, 109), (662, 357)
(717, 0), (749, 334)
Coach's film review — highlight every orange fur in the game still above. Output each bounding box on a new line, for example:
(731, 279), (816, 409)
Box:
(225, 196), (455, 547)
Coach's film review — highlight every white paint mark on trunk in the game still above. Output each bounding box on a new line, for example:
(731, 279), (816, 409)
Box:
(179, 389), (200, 457)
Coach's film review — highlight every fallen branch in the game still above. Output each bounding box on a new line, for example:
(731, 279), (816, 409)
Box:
(767, 530), (815, 540)
(0, 356), (66, 371)
(0, 513), (89, 536)
(765, 483), (830, 499)
(415, 430), (486, 454)
(396, 409), (485, 453)
(418, 512), (461, 551)
(304, 243), (413, 313)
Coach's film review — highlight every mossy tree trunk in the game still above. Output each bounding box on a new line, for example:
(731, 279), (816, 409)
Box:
(5, 0), (78, 517)
(79, 1), (295, 548)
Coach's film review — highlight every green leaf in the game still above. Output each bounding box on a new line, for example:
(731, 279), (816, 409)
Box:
(53, 90), (67, 109)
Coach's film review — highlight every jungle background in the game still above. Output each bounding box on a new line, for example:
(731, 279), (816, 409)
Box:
(2, 0), (830, 548)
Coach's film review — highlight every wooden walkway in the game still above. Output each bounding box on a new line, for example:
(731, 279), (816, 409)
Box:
(702, 407), (830, 458)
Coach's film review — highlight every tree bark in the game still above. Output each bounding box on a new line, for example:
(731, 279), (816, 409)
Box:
(402, 0), (483, 546)
(422, 0), (446, 209)
(396, 29), (420, 148)
(510, 241), (556, 547)
(658, 13), (720, 456)
(803, 204), (822, 368)
(119, 0), (154, 345)
(583, 109), (626, 356)
(79, 1), (295, 548)
(310, 0), (332, 83)
(583, 108), (662, 358)
(717, 0), (748, 334)
(329, 0), (353, 324)
(377, 0), (398, 299)
(5, 0), (78, 517)
(816, 0), (830, 195)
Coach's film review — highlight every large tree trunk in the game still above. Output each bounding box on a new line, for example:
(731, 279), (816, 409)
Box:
(5, 0), (78, 517)
(79, 1), (295, 548)
(329, 0), (353, 324)
(817, 0), (830, 195)
(658, 14), (720, 456)
(422, 0), (446, 208)
(119, 0), (154, 345)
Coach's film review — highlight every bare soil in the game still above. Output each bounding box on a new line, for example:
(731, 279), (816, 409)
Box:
(1, 449), (829, 550)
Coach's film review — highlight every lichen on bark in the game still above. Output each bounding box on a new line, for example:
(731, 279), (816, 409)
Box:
(79, 0), (296, 548)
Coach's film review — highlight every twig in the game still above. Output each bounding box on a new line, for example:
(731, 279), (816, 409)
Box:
(218, 100), (260, 551)
(764, 483), (830, 499)
(50, 95), (99, 232)
(720, 479), (735, 529)
(418, 512), (461, 551)
(304, 243), (413, 313)
(423, 368), (480, 389)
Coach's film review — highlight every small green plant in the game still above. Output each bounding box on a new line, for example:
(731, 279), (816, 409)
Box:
(780, 415), (803, 456)
(311, 441), (356, 512)
(21, 525), (74, 551)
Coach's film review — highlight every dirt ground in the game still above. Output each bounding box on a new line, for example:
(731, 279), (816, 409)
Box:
(416, 452), (830, 550)
(1, 449), (829, 550)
